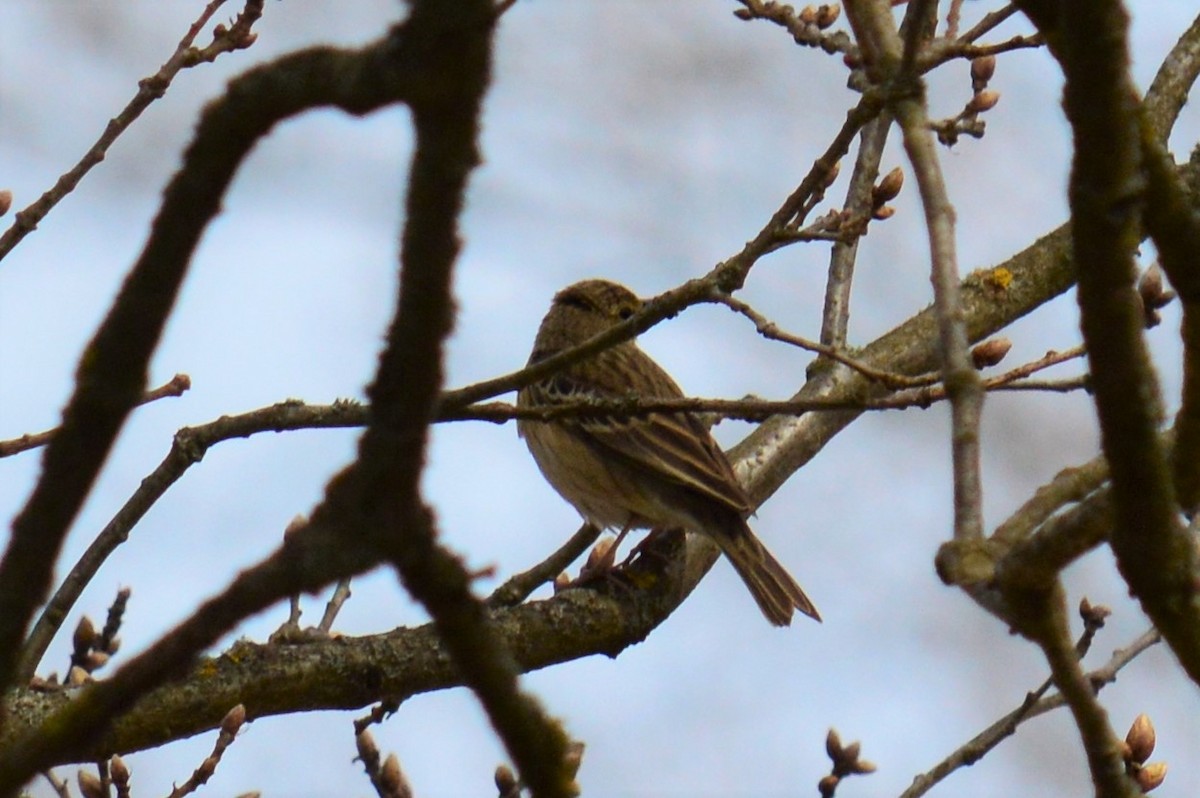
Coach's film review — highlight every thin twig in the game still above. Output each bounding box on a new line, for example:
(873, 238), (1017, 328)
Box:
(992, 452), (1109, 545)
(732, 0), (856, 58)
(450, 379), (1086, 423)
(958, 4), (1019, 43)
(41, 770), (70, 798)
(868, 0), (985, 541)
(920, 30), (1044, 75)
(1029, 590), (1138, 798)
(460, 342), (1084, 422)
(944, 0), (965, 38)
(901, 628), (1160, 798)
(901, 122), (983, 541)
(166, 705), (247, 798)
(900, 0), (937, 74)
(0, 2), (264, 262)
(488, 523), (602, 607)
(356, 729), (414, 798)
(0, 374), (191, 459)
(820, 115), (892, 350)
(17, 400), (366, 681)
(355, 702), (402, 736)
(714, 292), (931, 388)
(318, 579), (353, 633)
(991, 376), (1088, 392)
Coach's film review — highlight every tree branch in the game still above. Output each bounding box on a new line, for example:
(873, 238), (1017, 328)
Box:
(901, 627), (1160, 798)
(0, 6), (503, 791)
(0, 0), (265, 262)
(0, 374), (191, 459)
(1016, 0), (1200, 685)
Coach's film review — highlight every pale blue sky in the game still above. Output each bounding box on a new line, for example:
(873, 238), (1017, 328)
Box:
(1, 3), (1197, 796)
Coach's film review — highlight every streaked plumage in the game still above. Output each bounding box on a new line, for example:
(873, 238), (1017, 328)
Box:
(517, 279), (819, 626)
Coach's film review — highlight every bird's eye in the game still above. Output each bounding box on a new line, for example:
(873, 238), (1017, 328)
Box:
(618, 306), (635, 320)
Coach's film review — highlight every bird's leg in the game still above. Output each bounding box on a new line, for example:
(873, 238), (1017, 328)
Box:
(618, 526), (675, 568)
(577, 522), (633, 583)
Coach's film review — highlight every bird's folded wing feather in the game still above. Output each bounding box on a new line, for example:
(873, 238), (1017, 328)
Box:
(544, 348), (753, 514)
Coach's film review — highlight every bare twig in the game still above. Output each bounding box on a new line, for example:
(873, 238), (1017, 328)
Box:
(356, 729), (414, 798)
(318, 579), (353, 633)
(451, 376), (1086, 423)
(1144, 11), (1200, 136)
(0, 374), (191, 459)
(1020, 0), (1200, 686)
(873, 346), (1086, 408)
(166, 705), (247, 798)
(18, 400), (366, 682)
(901, 627), (1159, 798)
(1029, 590), (1139, 798)
(958, 4), (1019, 43)
(944, 0), (965, 38)
(899, 105), (983, 540)
(0, 10), (505, 784)
(992, 451), (1109, 545)
(987, 344), (1085, 382)
(41, 770), (70, 798)
(992, 376), (1088, 392)
(713, 292), (933, 389)
(900, 0), (937, 74)
(732, 0), (856, 58)
(846, 0), (984, 541)
(488, 523), (602, 607)
(355, 701), (402, 736)
(820, 116), (892, 350)
(0, 2), (264, 262)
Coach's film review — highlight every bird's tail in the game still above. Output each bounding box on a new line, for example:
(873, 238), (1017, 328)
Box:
(718, 529), (820, 626)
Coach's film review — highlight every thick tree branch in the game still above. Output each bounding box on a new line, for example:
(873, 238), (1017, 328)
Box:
(0, 43), (345, 710)
(727, 1), (1197, 523)
(0, 581), (673, 764)
(0, 7), (504, 792)
(1140, 131), (1200, 511)
(1018, 0), (1200, 683)
(18, 400), (366, 682)
(0, 31), (428, 708)
(341, 4), (575, 795)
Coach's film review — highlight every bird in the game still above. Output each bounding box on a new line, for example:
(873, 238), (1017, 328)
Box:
(516, 279), (819, 626)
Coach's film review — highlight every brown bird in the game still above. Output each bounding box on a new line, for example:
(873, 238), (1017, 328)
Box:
(517, 279), (819, 626)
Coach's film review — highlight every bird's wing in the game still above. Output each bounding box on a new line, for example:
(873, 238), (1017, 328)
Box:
(546, 345), (753, 515)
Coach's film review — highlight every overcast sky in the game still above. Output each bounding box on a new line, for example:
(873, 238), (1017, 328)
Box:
(2, 2), (1199, 796)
